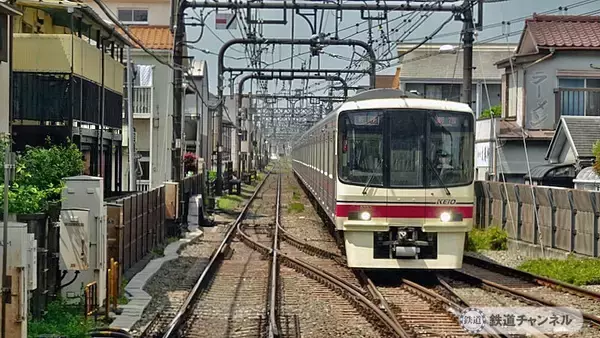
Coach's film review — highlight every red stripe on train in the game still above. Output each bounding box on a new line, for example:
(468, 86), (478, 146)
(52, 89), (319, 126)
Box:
(335, 204), (474, 219)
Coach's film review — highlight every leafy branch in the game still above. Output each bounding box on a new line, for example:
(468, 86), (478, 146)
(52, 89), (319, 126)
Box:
(479, 105), (502, 120)
(593, 140), (600, 176)
(0, 137), (84, 214)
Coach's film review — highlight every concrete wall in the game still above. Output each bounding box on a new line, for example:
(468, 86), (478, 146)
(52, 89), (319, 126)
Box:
(0, 15), (9, 134)
(130, 51), (172, 188)
(523, 52), (600, 130)
(85, 0), (171, 26)
(496, 140), (549, 176)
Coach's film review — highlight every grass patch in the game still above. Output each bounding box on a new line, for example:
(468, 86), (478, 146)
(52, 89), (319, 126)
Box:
(518, 257), (600, 286)
(28, 299), (95, 338)
(217, 194), (245, 211)
(288, 202), (305, 213)
(292, 191), (300, 201)
(118, 278), (129, 305)
(466, 226), (508, 252)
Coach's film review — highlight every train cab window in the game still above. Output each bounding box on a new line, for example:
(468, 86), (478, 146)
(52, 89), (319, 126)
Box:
(338, 111), (384, 185)
(426, 111), (474, 187)
(389, 114), (425, 187)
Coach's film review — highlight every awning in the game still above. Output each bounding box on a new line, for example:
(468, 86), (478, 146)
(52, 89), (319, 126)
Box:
(524, 162), (576, 180)
(0, 2), (22, 16)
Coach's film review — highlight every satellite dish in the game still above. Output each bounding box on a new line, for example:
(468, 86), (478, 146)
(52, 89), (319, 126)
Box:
(439, 45), (457, 54)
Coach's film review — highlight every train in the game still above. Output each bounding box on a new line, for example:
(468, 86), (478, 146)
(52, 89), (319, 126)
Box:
(291, 88), (475, 269)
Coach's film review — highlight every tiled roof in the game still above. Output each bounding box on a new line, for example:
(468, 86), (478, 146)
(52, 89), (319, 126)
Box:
(526, 14), (600, 49)
(120, 25), (173, 50)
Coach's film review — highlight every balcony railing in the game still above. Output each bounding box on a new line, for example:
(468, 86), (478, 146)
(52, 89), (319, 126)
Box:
(13, 34), (124, 94)
(136, 180), (150, 191)
(555, 88), (600, 122)
(133, 86), (152, 117)
(13, 72), (123, 129)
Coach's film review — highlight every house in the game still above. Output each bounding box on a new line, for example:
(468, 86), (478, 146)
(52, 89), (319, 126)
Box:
(11, 0), (130, 194)
(0, 2), (21, 135)
(375, 68), (401, 89)
(85, 0), (188, 191)
(488, 14), (600, 184)
(396, 43), (516, 116)
(185, 60), (211, 171)
(527, 116), (600, 187)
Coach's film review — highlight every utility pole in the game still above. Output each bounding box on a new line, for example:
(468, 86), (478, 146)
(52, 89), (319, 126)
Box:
(462, 1), (474, 107)
(172, 6), (185, 182)
(126, 26), (136, 191)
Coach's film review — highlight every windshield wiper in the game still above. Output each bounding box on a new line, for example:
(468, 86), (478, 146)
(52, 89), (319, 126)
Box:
(425, 157), (451, 196)
(362, 159), (382, 195)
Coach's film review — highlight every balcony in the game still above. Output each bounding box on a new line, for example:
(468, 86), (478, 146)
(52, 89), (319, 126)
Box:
(555, 88), (600, 122)
(133, 86), (152, 118)
(136, 180), (150, 192)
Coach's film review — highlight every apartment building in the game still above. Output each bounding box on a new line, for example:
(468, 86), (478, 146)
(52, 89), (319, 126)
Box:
(85, 0), (193, 190)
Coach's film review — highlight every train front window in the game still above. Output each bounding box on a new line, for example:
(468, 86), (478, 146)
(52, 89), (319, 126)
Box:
(426, 111), (474, 188)
(339, 111), (384, 186)
(389, 113), (425, 187)
(339, 109), (474, 188)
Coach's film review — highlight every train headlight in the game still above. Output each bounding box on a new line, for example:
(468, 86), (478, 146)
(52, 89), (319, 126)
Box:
(360, 211), (372, 221)
(440, 212), (452, 223)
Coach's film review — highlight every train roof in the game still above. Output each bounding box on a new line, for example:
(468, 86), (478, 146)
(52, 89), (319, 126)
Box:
(346, 88), (421, 101)
(292, 89), (473, 146)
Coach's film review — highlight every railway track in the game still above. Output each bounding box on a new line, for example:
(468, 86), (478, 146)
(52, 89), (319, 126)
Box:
(279, 168), (489, 338)
(142, 160), (600, 338)
(148, 163), (404, 338)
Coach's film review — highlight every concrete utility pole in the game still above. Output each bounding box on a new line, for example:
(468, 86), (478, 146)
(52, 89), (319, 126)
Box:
(126, 27), (136, 191)
(172, 7), (185, 182)
(462, 2), (475, 107)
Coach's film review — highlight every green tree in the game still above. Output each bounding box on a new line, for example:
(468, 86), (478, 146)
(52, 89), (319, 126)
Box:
(593, 140), (600, 176)
(0, 138), (84, 214)
(479, 105), (502, 119)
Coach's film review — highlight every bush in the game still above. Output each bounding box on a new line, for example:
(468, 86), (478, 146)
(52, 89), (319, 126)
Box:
(518, 257), (600, 286)
(466, 226), (508, 252)
(0, 138), (83, 214)
(479, 105), (502, 120)
(28, 299), (94, 338)
(593, 140), (600, 176)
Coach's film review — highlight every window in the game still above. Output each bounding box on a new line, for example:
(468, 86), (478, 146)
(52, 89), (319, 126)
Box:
(405, 83), (462, 102)
(558, 78), (600, 117)
(339, 111), (384, 186)
(138, 161), (150, 180)
(338, 109), (474, 188)
(0, 14), (7, 63)
(118, 9), (148, 24)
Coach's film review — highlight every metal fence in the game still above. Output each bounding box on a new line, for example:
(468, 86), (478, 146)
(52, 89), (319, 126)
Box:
(475, 181), (600, 257)
(15, 209), (60, 320)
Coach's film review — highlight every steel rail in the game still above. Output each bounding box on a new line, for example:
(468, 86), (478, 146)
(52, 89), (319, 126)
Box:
(268, 174), (281, 338)
(463, 253), (600, 301)
(161, 166), (275, 338)
(237, 208), (408, 337)
(452, 269), (600, 326)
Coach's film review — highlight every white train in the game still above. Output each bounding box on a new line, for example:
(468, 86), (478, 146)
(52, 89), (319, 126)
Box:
(291, 89), (475, 269)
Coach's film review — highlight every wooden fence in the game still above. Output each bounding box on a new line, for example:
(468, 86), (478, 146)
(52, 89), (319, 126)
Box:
(106, 186), (166, 277)
(475, 181), (600, 257)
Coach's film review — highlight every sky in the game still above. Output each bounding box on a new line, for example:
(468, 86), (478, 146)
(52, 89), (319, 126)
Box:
(182, 0), (599, 98)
